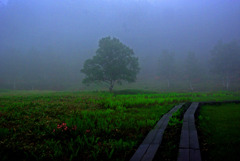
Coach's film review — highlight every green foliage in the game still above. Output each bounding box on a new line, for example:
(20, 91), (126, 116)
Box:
(113, 89), (157, 95)
(153, 102), (191, 161)
(0, 91), (175, 161)
(168, 110), (182, 126)
(198, 103), (240, 161)
(81, 37), (140, 91)
(0, 91), (239, 161)
(0, 128), (10, 139)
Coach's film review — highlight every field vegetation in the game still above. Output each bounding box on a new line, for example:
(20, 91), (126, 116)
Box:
(0, 90), (240, 161)
(153, 102), (191, 161)
(197, 103), (240, 161)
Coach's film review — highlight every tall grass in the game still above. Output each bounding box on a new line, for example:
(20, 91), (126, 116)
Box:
(0, 90), (239, 160)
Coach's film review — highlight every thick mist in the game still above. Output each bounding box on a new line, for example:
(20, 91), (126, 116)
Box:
(0, 0), (240, 91)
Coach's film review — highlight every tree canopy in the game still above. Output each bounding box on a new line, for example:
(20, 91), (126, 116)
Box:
(81, 37), (140, 92)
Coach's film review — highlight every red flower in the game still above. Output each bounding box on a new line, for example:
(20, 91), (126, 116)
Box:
(86, 129), (90, 133)
(53, 129), (55, 132)
(62, 123), (67, 126)
(72, 125), (77, 131)
(57, 125), (62, 129)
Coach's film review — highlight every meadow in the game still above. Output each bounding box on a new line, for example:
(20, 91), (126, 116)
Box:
(197, 103), (240, 161)
(0, 90), (240, 161)
(153, 102), (191, 161)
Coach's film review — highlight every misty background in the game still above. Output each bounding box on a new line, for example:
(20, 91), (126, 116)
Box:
(0, 0), (240, 91)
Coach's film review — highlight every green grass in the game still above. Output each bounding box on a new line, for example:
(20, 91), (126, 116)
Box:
(0, 90), (240, 161)
(0, 91), (176, 161)
(197, 103), (240, 161)
(153, 102), (191, 161)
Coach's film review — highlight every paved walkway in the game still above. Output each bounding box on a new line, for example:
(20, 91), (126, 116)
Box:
(177, 102), (201, 161)
(130, 103), (184, 161)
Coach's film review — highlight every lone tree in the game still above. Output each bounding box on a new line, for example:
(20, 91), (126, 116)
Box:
(81, 37), (140, 92)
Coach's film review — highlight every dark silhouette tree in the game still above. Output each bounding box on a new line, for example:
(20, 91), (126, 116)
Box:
(184, 52), (200, 91)
(81, 37), (140, 92)
(158, 50), (175, 88)
(210, 41), (240, 90)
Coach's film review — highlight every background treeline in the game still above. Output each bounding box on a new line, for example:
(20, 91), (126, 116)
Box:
(0, 41), (239, 91)
(1, 0), (240, 91)
(0, 47), (83, 90)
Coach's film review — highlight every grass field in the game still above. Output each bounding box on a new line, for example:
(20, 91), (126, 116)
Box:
(197, 103), (240, 161)
(153, 102), (191, 161)
(0, 90), (240, 161)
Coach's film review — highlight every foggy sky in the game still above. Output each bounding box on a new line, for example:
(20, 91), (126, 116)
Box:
(1, 0), (240, 55)
(0, 0), (240, 89)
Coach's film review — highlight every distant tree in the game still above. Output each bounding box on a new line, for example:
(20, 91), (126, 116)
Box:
(210, 41), (240, 90)
(184, 52), (199, 91)
(81, 37), (140, 92)
(158, 50), (175, 88)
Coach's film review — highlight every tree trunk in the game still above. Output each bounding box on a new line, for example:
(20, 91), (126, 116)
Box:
(189, 80), (194, 91)
(109, 80), (114, 92)
(109, 85), (113, 92)
(226, 74), (229, 90)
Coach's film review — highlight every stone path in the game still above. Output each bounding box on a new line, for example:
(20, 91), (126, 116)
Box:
(177, 102), (201, 161)
(130, 103), (184, 161)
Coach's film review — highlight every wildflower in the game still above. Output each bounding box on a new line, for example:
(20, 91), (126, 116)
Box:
(72, 125), (77, 131)
(64, 127), (68, 131)
(53, 129), (55, 132)
(62, 123), (67, 126)
(86, 129), (90, 133)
